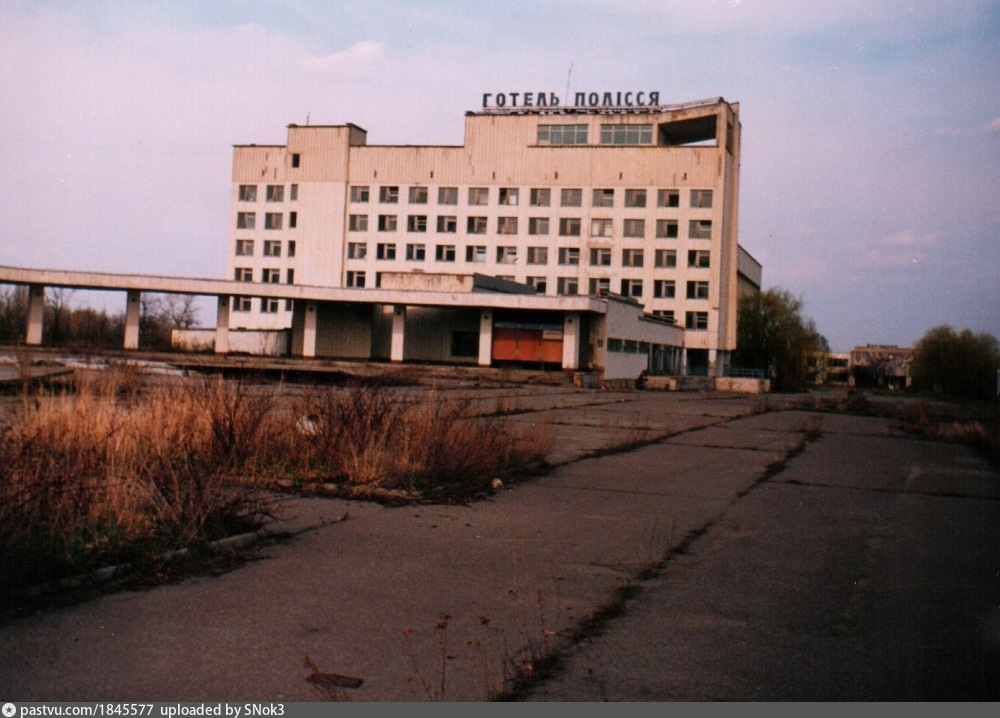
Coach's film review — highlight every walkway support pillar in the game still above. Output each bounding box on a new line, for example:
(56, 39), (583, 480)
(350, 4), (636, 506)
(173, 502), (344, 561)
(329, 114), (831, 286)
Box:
(478, 309), (493, 367)
(25, 284), (46, 346)
(124, 291), (141, 350)
(390, 305), (406, 362)
(562, 312), (580, 371)
(215, 296), (230, 354)
(301, 301), (317, 358)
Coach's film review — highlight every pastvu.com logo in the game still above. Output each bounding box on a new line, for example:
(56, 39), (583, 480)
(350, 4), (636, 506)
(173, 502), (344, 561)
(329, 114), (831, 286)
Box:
(3, 703), (17, 717)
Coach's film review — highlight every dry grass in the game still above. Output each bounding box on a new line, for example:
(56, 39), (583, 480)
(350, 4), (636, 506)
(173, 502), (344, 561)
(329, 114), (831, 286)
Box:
(0, 372), (551, 600)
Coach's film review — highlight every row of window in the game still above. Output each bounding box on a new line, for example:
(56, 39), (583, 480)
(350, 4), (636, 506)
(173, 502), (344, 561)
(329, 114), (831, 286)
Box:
(234, 267), (295, 284)
(347, 215), (711, 239)
(238, 184), (299, 202)
(345, 242), (710, 268)
(349, 186), (712, 209)
(232, 296), (291, 314)
(234, 240), (296, 257)
(536, 123), (655, 146)
(236, 212), (297, 231)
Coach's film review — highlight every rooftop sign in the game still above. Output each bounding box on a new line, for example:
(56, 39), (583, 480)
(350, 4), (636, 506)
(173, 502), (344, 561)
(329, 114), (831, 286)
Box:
(482, 91), (661, 109)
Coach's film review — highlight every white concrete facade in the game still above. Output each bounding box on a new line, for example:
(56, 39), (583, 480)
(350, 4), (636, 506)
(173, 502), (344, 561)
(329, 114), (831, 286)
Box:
(227, 97), (744, 375)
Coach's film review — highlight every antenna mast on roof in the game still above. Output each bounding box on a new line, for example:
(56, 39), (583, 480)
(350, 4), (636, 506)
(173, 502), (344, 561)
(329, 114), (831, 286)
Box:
(564, 62), (574, 104)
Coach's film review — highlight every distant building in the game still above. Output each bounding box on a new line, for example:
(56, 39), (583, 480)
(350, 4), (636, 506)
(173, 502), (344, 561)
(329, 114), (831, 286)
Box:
(808, 351), (851, 386)
(849, 345), (914, 389)
(226, 95), (754, 376)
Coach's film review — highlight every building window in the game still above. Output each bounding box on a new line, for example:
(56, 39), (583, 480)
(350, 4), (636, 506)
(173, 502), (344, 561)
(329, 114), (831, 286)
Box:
(290, 184), (298, 201)
(600, 124), (652, 145)
(589, 248), (612, 266)
(622, 248), (644, 267)
(408, 186), (428, 204)
(438, 187), (458, 205)
(232, 296), (252, 312)
(688, 250), (711, 268)
(655, 249), (677, 268)
(466, 245), (487, 263)
(691, 189), (714, 208)
(497, 216), (518, 234)
(686, 311), (709, 331)
(287, 241), (296, 257)
(687, 281), (710, 299)
(379, 186), (399, 204)
(558, 247), (580, 265)
(589, 277), (610, 296)
(620, 279), (643, 298)
(527, 276), (547, 293)
(436, 245), (456, 262)
(468, 187), (489, 206)
(235, 239), (254, 256)
(346, 271), (366, 288)
(527, 247), (548, 265)
(499, 188), (519, 206)
(286, 268), (295, 284)
(624, 189), (647, 208)
(376, 243), (397, 260)
(561, 188), (582, 207)
(652, 309), (675, 323)
(557, 277), (579, 295)
(263, 240), (282, 257)
(264, 213), (282, 230)
(530, 188), (551, 207)
(657, 189), (679, 208)
(591, 218), (613, 237)
(559, 218), (581, 236)
(348, 214), (369, 232)
(238, 185), (257, 202)
(467, 216), (488, 234)
(497, 246), (517, 264)
(236, 212), (255, 230)
(537, 124), (588, 145)
(528, 217), (549, 235)
(656, 219), (678, 239)
(261, 268), (281, 284)
(350, 185), (370, 203)
(234, 267), (252, 282)
(689, 220), (712, 239)
(290, 154), (300, 168)
(406, 243), (426, 261)
(378, 215), (398, 232)
(407, 215), (427, 232)
(289, 211), (297, 229)
(266, 185), (284, 202)
(623, 219), (645, 238)
(593, 188), (614, 207)
(347, 242), (367, 259)
(653, 280), (676, 298)
(437, 216), (457, 233)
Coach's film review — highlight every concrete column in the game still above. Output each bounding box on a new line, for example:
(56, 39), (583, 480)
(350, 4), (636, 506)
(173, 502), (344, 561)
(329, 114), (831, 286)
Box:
(478, 309), (493, 367)
(562, 312), (580, 370)
(680, 348), (689, 376)
(124, 290), (141, 350)
(709, 348), (719, 377)
(215, 296), (230, 355)
(390, 305), (406, 362)
(301, 301), (318, 358)
(25, 284), (46, 346)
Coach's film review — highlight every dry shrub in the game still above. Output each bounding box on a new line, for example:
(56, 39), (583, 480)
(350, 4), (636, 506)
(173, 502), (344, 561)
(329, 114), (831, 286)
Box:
(0, 373), (274, 600)
(291, 384), (551, 497)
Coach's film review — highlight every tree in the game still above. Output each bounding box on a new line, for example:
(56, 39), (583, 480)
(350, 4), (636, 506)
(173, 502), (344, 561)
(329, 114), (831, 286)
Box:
(911, 325), (1000, 400)
(733, 288), (827, 392)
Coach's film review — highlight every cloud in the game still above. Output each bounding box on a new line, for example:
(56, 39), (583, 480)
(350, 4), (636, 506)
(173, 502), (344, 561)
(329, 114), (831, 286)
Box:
(302, 41), (384, 75)
(985, 117), (1000, 134)
(864, 230), (937, 268)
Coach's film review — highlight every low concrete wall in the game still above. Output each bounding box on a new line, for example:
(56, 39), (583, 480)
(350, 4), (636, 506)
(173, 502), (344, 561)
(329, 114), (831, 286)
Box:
(172, 329), (290, 356)
(641, 375), (714, 392)
(715, 377), (771, 394)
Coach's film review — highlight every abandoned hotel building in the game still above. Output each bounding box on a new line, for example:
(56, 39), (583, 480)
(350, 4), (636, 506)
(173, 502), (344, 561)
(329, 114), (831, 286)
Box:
(1, 94), (762, 383)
